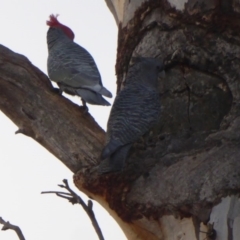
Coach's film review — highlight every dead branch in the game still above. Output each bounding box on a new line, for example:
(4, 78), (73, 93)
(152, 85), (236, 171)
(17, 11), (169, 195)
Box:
(0, 217), (26, 240)
(0, 44), (105, 173)
(42, 179), (104, 240)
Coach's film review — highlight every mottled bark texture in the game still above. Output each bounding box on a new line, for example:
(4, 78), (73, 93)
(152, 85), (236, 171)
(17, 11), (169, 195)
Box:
(1, 0), (240, 239)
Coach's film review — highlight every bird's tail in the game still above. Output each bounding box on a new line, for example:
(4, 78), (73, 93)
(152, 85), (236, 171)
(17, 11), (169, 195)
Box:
(93, 95), (111, 106)
(101, 139), (121, 160)
(99, 87), (112, 98)
(98, 144), (132, 174)
(76, 89), (111, 106)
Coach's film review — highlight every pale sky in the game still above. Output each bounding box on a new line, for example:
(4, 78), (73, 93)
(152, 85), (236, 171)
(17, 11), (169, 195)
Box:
(0, 1), (126, 239)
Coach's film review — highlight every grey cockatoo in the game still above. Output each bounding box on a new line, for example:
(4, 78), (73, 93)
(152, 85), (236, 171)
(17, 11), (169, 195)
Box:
(99, 57), (164, 174)
(46, 14), (112, 107)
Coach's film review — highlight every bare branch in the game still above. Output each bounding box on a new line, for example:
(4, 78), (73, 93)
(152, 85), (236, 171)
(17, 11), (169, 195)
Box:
(0, 217), (26, 240)
(0, 44), (105, 173)
(42, 179), (104, 240)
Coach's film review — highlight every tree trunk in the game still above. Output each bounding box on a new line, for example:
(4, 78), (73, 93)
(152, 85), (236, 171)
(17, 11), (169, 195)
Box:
(1, 0), (240, 239)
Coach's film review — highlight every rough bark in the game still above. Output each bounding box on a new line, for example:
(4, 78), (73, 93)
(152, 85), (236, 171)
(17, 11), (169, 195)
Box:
(100, 0), (240, 239)
(0, 45), (104, 173)
(1, 0), (240, 239)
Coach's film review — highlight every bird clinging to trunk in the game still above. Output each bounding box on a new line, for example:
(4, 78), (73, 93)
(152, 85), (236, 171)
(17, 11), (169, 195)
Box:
(46, 14), (112, 108)
(99, 57), (164, 174)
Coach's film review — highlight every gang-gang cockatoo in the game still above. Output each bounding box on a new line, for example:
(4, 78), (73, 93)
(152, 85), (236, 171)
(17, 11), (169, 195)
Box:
(99, 57), (164, 174)
(46, 14), (112, 108)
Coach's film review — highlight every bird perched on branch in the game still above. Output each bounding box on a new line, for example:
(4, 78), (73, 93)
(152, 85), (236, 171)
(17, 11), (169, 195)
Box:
(46, 14), (112, 108)
(99, 57), (164, 174)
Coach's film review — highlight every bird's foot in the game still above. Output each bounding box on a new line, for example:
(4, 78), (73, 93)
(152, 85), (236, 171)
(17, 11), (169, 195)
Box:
(79, 105), (89, 114)
(80, 99), (89, 114)
(52, 87), (63, 95)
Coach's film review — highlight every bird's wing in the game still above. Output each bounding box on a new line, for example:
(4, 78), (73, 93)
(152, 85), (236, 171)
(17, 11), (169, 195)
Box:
(107, 83), (160, 145)
(48, 42), (103, 88)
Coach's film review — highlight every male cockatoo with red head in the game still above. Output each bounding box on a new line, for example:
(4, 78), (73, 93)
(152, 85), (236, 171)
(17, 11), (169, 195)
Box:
(46, 14), (112, 108)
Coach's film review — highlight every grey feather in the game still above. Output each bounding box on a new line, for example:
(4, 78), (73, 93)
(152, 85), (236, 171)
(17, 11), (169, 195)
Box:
(99, 144), (132, 174)
(47, 27), (112, 106)
(101, 138), (122, 159)
(57, 82), (111, 106)
(76, 89), (111, 106)
(99, 57), (164, 174)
